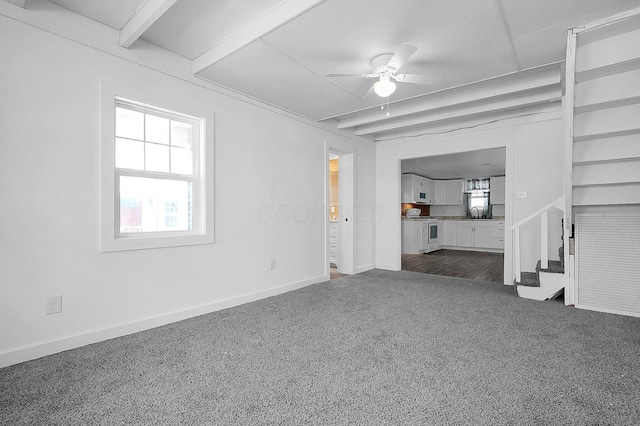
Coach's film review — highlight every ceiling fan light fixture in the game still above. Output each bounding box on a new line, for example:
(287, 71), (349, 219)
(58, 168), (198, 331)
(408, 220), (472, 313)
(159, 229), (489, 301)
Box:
(373, 77), (396, 97)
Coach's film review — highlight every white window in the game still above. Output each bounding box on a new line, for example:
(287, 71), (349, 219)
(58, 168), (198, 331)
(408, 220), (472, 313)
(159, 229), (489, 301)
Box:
(101, 85), (213, 251)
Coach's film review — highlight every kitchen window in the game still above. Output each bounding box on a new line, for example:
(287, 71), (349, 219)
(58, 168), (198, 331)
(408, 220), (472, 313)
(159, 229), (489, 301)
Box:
(466, 178), (491, 219)
(100, 85), (214, 252)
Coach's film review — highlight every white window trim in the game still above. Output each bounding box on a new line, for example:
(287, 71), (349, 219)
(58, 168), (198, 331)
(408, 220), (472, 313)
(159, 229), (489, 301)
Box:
(100, 82), (214, 252)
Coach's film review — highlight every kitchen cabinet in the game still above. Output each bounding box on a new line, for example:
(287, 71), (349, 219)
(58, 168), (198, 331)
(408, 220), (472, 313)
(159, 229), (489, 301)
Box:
(491, 221), (505, 249)
(401, 174), (413, 203)
(454, 222), (492, 249)
(401, 220), (424, 254)
(445, 180), (464, 205)
(473, 226), (492, 248)
(401, 174), (434, 204)
(442, 220), (456, 246)
(434, 180), (447, 205)
(490, 176), (505, 205)
(440, 220), (504, 251)
(402, 175), (462, 205)
(432, 179), (464, 205)
(456, 225), (473, 247)
(424, 178), (435, 204)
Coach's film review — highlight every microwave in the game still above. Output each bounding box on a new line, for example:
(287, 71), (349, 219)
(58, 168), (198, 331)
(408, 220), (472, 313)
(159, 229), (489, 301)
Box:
(413, 186), (428, 204)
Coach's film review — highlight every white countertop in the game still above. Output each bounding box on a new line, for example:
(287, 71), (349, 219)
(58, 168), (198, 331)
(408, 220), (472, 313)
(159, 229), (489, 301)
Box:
(402, 216), (505, 221)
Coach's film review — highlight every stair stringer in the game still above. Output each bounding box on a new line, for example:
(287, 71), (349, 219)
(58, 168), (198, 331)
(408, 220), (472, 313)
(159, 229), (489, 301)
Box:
(516, 271), (566, 301)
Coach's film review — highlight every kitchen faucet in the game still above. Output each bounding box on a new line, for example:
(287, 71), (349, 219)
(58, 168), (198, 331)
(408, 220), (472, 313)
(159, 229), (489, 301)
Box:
(470, 207), (482, 219)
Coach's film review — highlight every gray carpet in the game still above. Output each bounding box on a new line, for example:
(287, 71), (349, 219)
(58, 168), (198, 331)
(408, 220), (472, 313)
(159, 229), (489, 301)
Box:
(2, 270), (640, 425)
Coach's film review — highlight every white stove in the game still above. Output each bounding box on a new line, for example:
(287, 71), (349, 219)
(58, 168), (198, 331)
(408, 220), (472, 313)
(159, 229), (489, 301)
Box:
(423, 219), (441, 253)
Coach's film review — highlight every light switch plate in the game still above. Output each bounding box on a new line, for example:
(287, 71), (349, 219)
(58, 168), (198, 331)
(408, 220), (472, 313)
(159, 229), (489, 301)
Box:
(517, 191), (528, 199)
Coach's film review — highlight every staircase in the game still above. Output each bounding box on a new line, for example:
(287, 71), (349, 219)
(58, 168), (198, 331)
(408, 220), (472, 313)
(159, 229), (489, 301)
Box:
(561, 8), (640, 310)
(511, 10), (640, 306)
(514, 258), (565, 301)
(511, 196), (567, 301)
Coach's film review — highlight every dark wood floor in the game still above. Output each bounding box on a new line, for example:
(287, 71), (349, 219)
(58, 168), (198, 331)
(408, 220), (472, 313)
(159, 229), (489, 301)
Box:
(402, 249), (504, 283)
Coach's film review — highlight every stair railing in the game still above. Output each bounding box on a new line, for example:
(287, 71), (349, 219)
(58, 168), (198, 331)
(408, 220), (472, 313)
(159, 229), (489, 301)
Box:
(510, 196), (564, 283)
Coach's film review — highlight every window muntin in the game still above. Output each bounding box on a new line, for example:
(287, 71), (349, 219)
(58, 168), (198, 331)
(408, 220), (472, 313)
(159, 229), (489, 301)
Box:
(101, 83), (213, 252)
(113, 99), (201, 238)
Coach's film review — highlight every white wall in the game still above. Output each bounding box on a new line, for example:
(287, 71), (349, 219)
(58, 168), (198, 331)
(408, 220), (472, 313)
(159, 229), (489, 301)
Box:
(375, 111), (564, 282)
(0, 13), (375, 366)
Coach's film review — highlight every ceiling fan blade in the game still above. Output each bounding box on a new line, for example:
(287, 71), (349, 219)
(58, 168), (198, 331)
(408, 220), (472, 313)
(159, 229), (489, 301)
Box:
(387, 44), (418, 71)
(326, 73), (376, 78)
(394, 73), (441, 85)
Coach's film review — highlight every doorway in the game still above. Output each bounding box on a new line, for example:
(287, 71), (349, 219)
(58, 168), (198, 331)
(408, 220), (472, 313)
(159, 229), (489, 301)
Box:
(327, 148), (354, 279)
(399, 148), (507, 283)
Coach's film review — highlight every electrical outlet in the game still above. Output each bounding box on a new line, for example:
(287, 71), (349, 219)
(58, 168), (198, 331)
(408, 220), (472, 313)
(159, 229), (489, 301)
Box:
(269, 258), (276, 270)
(46, 295), (62, 315)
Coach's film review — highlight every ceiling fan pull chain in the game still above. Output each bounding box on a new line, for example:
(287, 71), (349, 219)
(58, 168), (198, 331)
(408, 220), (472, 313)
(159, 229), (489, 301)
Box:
(386, 97), (390, 117)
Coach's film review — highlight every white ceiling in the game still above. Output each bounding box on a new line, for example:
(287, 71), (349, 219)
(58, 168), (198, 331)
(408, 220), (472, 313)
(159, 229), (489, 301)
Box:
(402, 148), (506, 180)
(46, 0), (640, 135)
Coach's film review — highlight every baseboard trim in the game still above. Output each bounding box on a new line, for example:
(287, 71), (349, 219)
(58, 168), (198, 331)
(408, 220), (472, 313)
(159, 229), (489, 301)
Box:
(354, 264), (375, 274)
(0, 275), (327, 368)
(375, 263), (401, 271)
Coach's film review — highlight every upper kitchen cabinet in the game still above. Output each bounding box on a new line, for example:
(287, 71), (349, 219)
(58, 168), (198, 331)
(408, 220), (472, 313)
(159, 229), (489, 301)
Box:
(445, 180), (464, 205)
(402, 174), (434, 204)
(424, 178), (435, 204)
(490, 176), (506, 204)
(434, 180), (447, 205)
(424, 178), (464, 205)
(403, 174), (463, 205)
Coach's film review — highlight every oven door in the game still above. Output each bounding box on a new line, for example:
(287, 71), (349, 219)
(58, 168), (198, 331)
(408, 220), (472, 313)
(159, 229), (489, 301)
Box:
(428, 222), (440, 244)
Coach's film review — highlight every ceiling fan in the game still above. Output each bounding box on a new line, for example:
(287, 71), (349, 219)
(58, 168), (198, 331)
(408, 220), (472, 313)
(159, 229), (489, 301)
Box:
(326, 44), (439, 98)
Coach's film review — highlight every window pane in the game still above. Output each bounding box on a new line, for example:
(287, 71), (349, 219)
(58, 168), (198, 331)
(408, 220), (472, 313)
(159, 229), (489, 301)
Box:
(120, 176), (192, 233)
(171, 147), (193, 175)
(145, 114), (170, 145)
(116, 107), (144, 140)
(115, 138), (144, 170)
(145, 143), (170, 172)
(171, 121), (192, 148)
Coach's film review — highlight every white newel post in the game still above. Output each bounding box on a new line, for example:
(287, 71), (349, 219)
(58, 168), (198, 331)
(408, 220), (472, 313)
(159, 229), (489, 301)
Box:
(541, 210), (549, 269)
(514, 226), (521, 283)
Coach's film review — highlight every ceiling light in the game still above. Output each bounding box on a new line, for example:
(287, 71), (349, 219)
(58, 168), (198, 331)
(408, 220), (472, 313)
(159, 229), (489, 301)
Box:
(373, 76), (396, 97)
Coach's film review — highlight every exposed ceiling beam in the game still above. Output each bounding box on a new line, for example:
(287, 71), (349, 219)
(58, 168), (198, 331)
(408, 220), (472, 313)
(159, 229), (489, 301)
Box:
(120, 0), (177, 48)
(4, 0), (26, 7)
(336, 66), (561, 129)
(192, 0), (325, 74)
(374, 103), (561, 142)
(354, 85), (561, 136)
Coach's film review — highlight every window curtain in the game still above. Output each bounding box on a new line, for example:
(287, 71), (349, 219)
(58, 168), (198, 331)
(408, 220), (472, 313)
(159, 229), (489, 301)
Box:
(465, 178), (492, 219)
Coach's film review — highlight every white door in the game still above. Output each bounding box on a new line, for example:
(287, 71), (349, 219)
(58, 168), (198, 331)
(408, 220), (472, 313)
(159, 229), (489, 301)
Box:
(327, 147), (355, 276)
(337, 153), (354, 274)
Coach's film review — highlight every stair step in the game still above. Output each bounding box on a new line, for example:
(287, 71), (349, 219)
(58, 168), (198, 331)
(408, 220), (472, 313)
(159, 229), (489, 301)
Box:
(514, 272), (539, 287)
(535, 260), (564, 274)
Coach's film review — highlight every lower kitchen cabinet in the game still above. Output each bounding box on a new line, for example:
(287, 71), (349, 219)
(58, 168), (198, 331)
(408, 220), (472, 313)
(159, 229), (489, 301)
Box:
(491, 221), (505, 249)
(442, 221), (456, 246)
(401, 220), (423, 254)
(443, 220), (504, 252)
(456, 225), (473, 247)
(456, 223), (491, 248)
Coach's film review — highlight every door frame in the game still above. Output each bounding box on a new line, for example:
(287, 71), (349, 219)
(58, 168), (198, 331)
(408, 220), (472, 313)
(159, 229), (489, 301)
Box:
(326, 145), (355, 276)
